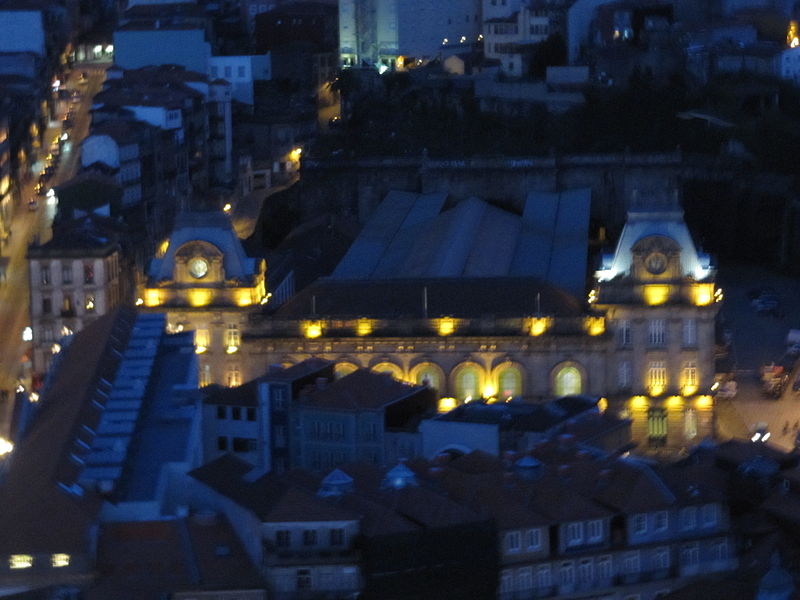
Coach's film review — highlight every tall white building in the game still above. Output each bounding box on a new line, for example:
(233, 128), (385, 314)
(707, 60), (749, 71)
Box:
(339, 0), (482, 69)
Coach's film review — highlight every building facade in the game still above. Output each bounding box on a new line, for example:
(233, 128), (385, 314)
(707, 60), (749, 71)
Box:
(27, 218), (126, 378)
(140, 211), (267, 388)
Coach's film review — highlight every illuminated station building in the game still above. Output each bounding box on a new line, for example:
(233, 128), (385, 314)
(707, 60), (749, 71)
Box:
(144, 192), (719, 455)
(140, 212), (267, 387)
(250, 191), (719, 455)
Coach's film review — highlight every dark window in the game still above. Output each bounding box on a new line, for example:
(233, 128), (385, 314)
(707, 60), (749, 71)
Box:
(62, 264), (72, 284)
(330, 528), (344, 546)
(303, 530), (317, 546)
(276, 530), (290, 547)
(216, 405), (226, 419)
(83, 263), (94, 284)
(297, 569), (311, 589)
(217, 436), (228, 451)
(40, 265), (50, 286)
(42, 297), (52, 314)
(232, 406), (241, 420)
(246, 407), (256, 421)
(232, 437), (256, 452)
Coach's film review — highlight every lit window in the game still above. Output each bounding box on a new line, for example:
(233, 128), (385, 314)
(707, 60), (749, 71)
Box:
(648, 361), (667, 391)
(682, 361), (697, 388)
(9, 554), (32, 569)
(648, 407), (668, 446)
(85, 295), (95, 312)
(226, 365), (241, 387)
(51, 553), (70, 568)
(554, 365), (582, 397)
(195, 328), (210, 352)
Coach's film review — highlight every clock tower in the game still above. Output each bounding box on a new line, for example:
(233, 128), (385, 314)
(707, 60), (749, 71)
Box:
(591, 196), (720, 454)
(140, 211), (267, 387)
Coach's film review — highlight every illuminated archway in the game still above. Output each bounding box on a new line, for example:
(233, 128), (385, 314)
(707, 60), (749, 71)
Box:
(371, 361), (403, 380)
(334, 362), (359, 379)
(553, 363), (584, 397)
(496, 364), (523, 399)
(410, 362), (445, 393)
(453, 362), (484, 400)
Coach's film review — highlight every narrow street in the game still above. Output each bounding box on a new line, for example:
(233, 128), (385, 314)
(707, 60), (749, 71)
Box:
(0, 65), (106, 437)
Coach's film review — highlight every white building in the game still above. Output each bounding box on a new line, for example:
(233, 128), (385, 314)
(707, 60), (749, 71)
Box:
(483, 0), (551, 76)
(339, 0), (482, 69)
(208, 54), (271, 105)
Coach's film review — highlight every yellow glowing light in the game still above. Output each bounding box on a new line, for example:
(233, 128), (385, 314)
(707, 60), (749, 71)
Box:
(51, 554), (70, 568)
(438, 397), (457, 413)
(644, 285), (670, 306)
(236, 289), (254, 306)
(588, 289), (598, 304)
(145, 289), (162, 307)
(529, 316), (552, 336)
(649, 385), (665, 397)
(630, 395), (649, 410)
(85, 298), (95, 311)
(223, 203), (232, 213)
(226, 345), (238, 354)
(188, 289), (212, 307)
(290, 147), (302, 161)
(135, 297), (144, 306)
(157, 239), (169, 258)
(356, 318), (373, 336)
(482, 384), (497, 399)
(303, 321), (323, 339)
(437, 317), (455, 336)
(598, 397), (608, 413)
(9, 555), (32, 569)
(696, 395), (713, 410)
(585, 316), (605, 336)
(0, 437), (14, 456)
(714, 288), (723, 303)
(789, 21), (799, 47)
(694, 283), (714, 306)
(396, 56), (405, 68)
(29, 392), (39, 403)
(195, 345), (207, 354)
(682, 385), (698, 396)
(666, 395), (683, 410)
(51, 343), (61, 354)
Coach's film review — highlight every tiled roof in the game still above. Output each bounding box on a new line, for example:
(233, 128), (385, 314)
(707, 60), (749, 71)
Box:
(190, 455), (360, 523)
(296, 369), (427, 411)
(88, 515), (264, 598)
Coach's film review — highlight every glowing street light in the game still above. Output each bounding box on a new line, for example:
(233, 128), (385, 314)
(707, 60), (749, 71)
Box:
(21, 327), (32, 342)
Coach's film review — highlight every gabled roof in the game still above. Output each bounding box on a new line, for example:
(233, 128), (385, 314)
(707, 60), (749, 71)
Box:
(330, 190), (590, 296)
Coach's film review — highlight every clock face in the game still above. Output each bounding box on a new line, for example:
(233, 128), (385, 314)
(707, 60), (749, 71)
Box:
(645, 252), (668, 275)
(189, 257), (209, 279)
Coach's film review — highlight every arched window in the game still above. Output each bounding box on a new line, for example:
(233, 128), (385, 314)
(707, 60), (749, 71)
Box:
(456, 366), (481, 400)
(554, 365), (582, 397)
(334, 362), (358, 379)
(372, 362), (402, 380)
(498, 366), (522, 399)
(413, 363), (443, 392)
